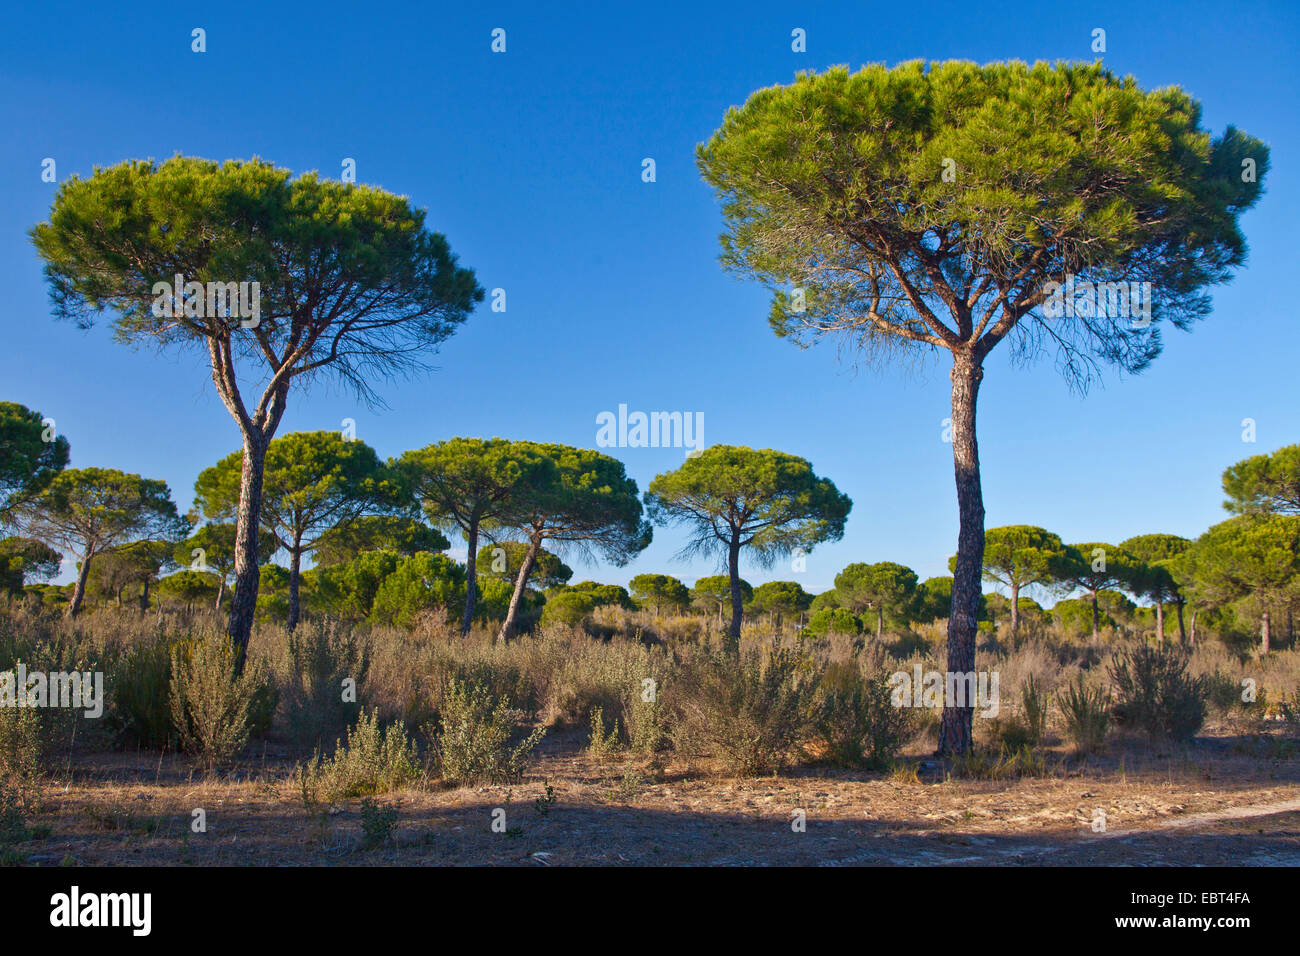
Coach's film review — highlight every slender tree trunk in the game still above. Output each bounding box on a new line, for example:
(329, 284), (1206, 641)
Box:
(139, 577), (151, 614)
(1189, 608), (1198, 646)
(1175, 598), (1187, 645)
(227, 434), (268, 662)
(939, 355), (984, 757)
(1155, 600), (1164, 643)
(1260, 608), (1271, 657)
(498, 534), (542, 643)
(67, 553), (94, 618)
(1009, 582), (1020, 638)
(1091, 589), (1100, 639)
(214, 575), (225, 612)
(460, 519), (480, 635)
(287, 539), (303, 632)
(726, 531), (743, 654)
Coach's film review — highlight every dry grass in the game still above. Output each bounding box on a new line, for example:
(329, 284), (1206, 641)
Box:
(3, 602), (1298, 865)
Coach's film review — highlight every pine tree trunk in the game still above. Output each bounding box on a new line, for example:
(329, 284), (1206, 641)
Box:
(227, 434), (268, 663)
(726, 532), (743, 654)
(460, 520), (481, 635)
(498, 534), (541, 643)
(1009, 582), (1020, 637)
(67, 552), (94, 618)
(1155, 601), (1164, 643)
(287, 539), (303, 632)
(1190, 608), (1198, 646)
(1091, 590), (1100, 639)
(1261, 608), (1271, 657)
(214, 575), (225, 612)
(938, 355), (984, 757)
(1175, 599), (1187, 645)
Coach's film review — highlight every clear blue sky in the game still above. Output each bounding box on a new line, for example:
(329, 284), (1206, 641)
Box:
(3, 0), (1297, 598)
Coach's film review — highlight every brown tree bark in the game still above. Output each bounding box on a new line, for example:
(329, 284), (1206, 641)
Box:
(1175, 598), (1187, 645)
(67, 552), (94, 618)
(1009, 581), (1020, 637)
(286, 536), (303, 632)
(460, 519), (480, 635)
(1155, 601), (1165, 643)
(1260, 608), (1271, 657)
(1091, 590), (1100, 639)
(227, 433), (268, 662)
(938, 355), (984, 757)
(498, 534), (542, 643)
(726, 532), (743, 654)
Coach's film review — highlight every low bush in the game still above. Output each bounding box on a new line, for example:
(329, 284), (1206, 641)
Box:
(168, 636), (275, 770)
(1058, 676), (1111, 755)
(298, 709), (421, 802)
(432, 677), (545, 785)
(672, 646), (817, 776)
(1109, 645), (1207, 742)
(812, 663), (914, 769)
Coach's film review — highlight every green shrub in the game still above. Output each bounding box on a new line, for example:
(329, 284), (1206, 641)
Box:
(812, 663), (914, 769)
(0, 699), (44, 794)
(299, 709), (421, 801)
(105, 638), (175, 749)
(587, 706), (620, 762)
(168, 637), (273, 770)
(1109, 644), (1207, 742)
(623, 687), (668, 755)
(1020, 675), (1050, 747)
(359, 797), (400, 848)
(542, 591), (597, 627)
(433, 677), (545, 785)
(285, 624), (369, 751)
(673, 646), (816, 776)
(1058, 676), (1111, 755)
(805, 607), (860, 638)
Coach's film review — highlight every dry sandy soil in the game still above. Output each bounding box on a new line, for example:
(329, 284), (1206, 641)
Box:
(8, 726), (1299, 867)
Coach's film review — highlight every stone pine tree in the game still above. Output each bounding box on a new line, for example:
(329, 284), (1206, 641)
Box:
(193, 431), (402, 631)
(1180, 517), (1300, 656)
(176, 522), (278, 611)
(12, 467), (187, 617)
(698, 60), (1268, 751)
(629, 573), (690, 615)
(495, 444), (652, 642)
(833, 562), (919, 639)
(951, 526), (1073, 638)
(399, 438), (557, 635)
(0, 401), (70, 527)
(691, 574), (752, 622)
(645, 445), (850, 651)
(1121, 533), (1192, 643)
(311, 515), (448, 568)
(1222, 445), (1300, 516)
(1058, 543), (1139, 639)
(32, 157), (482, 656)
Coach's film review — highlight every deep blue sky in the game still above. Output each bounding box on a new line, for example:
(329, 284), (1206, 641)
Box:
(3, 1), (1297, 598)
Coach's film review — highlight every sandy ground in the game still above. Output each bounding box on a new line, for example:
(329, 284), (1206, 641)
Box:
(7, 727), (1298, 867)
